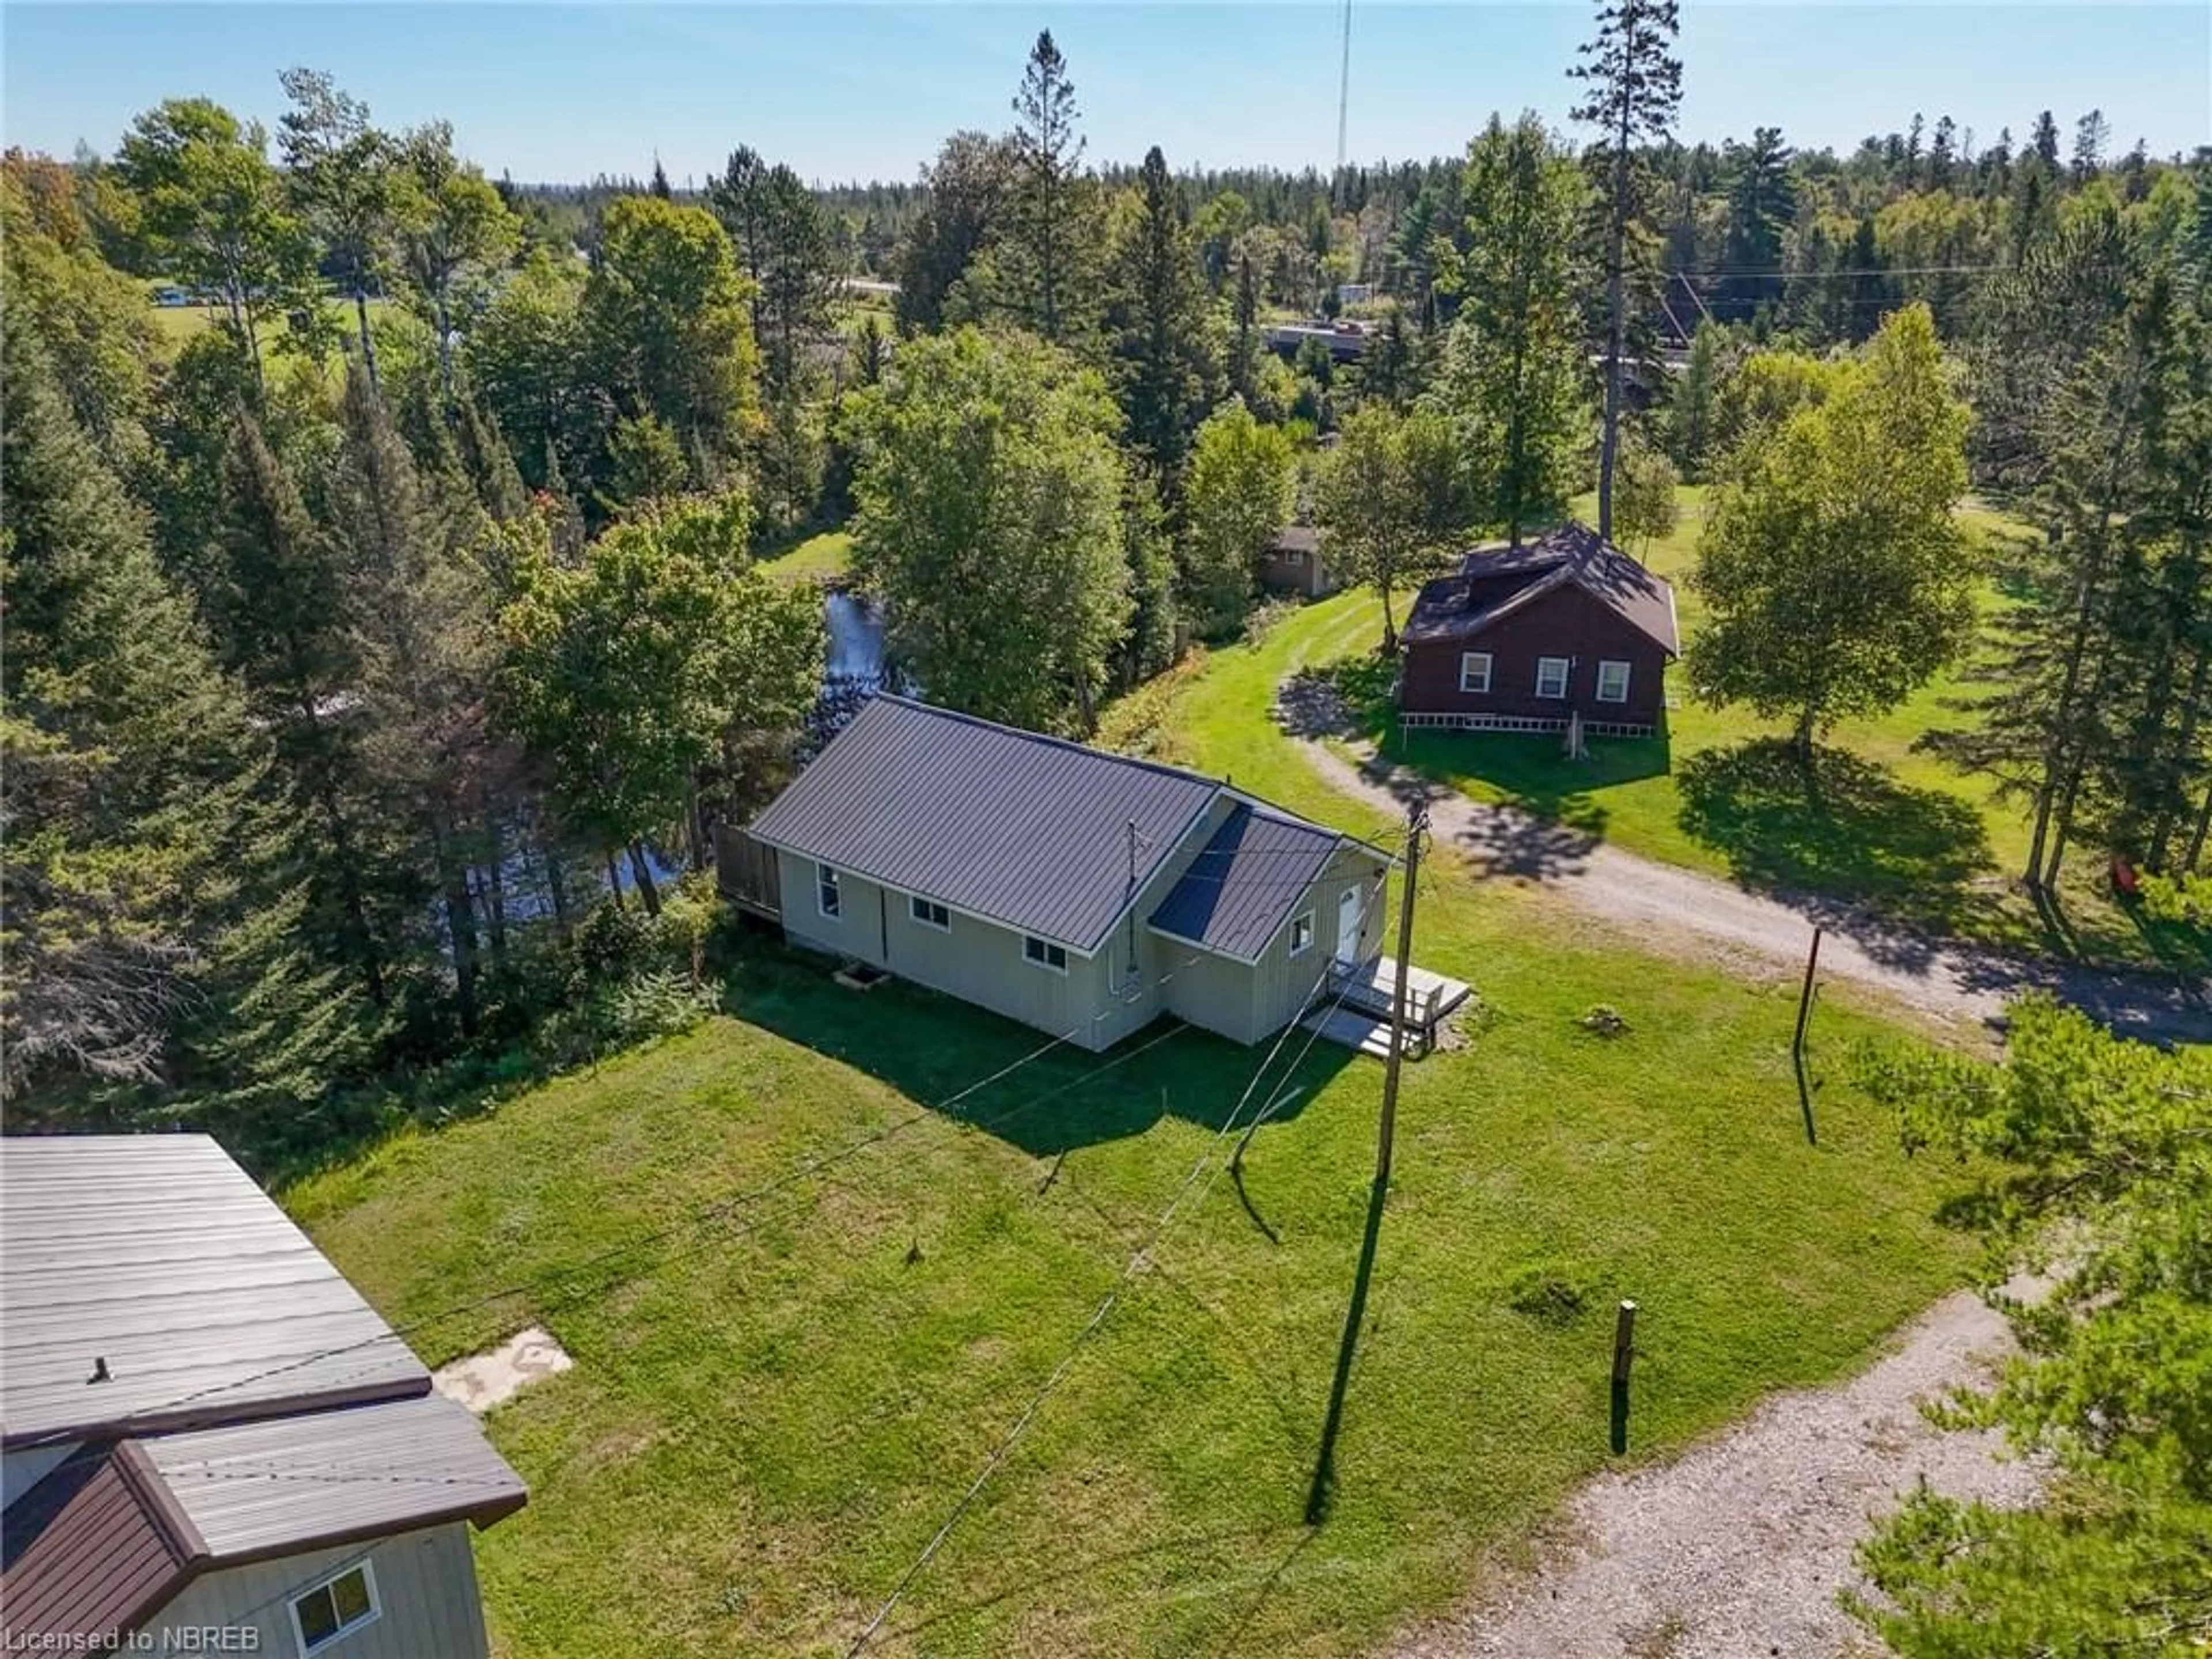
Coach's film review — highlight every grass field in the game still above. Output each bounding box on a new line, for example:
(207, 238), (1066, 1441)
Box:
(760, 527), (854, 582)
(1296, 489), (2196, 971)
(289, 612), (1979, 1658)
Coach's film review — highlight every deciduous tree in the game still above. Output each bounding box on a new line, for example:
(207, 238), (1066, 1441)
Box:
(1689, 304), (1975, 755)
(1180, 401), (1296, 636)
(1316, 404), (1470, 649)
(849, 328), (1130, 732)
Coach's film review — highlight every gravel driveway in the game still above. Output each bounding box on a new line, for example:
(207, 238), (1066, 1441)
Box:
(1388, 1293), (2036, 1659)
(1290, 724), (2212, 1046)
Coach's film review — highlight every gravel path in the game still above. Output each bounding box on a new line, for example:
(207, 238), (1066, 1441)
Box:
(1389, 1293), (2037, 1659)
(1290, 729), (2212, 1045)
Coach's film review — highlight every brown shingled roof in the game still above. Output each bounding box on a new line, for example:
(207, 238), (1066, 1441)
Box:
(1400, 522), (1679, 656)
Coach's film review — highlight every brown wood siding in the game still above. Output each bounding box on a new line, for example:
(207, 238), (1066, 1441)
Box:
(1256, 548), (1334, 597)
(1400, 582), (1669, 726)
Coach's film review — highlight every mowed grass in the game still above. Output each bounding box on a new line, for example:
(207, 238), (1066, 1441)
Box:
(1308, 487), (2181, 967)
(289, 611), (1978, 1657)
(760, 528), (854, 583)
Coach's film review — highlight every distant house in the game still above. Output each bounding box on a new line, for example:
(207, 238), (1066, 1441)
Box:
(1, 1136), (525, 1658)
(741, 696), (1393, 1049)
(1398, 523), (1680, 738)
(1257, 524), (1339, 599)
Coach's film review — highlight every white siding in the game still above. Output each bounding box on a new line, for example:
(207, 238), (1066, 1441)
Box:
(153, 1522), (490, 1659)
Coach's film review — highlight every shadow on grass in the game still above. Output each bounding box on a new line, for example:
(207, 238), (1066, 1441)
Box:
(1280, 658), (1672, 884)
(725, 943), (1355, 1159)
(1676, 739), (1996, 948)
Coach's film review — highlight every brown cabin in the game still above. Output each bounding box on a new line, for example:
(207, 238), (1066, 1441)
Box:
(1397, 523), (1679, 738)
(1257, 524), (1339, 599)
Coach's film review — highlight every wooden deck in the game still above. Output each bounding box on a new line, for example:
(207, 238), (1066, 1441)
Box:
(1301, 956), (1471, 1059)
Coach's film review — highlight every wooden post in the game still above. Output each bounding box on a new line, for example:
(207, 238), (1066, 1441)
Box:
(1793, 928), (1823, 1146)
(1609, 1299), (1637, 1455)
(1374, 801), (1427, 1190)
(1612, 1300), (1638, 1385)
(1306, 800), (1427, 1523)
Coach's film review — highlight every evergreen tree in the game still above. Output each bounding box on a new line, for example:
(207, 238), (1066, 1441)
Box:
(1103, 145), (1218, 478)
(1719, 127), (1796, 320)
(1570, 0), (1683, 540)
(892, 131), (1012, 332)
(1853, 1001), (2212, 1659)
(1437, 113), (1587, 547)
(278, 69), (397, 389)
(1004, 31), (1097, 344)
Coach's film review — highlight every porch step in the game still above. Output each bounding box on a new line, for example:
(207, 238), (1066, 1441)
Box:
(1301, 1006), (1397, 1058)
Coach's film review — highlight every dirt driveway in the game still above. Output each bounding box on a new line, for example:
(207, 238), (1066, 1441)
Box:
(1387, 1292), (2036, 1659)
(1291, 724), (2212, 1046)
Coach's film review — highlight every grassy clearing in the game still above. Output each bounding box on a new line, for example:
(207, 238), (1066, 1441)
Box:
(760, 527), (854, 583)
(1302, 488), (2194, 970)
(291, 607), (1976, 1657)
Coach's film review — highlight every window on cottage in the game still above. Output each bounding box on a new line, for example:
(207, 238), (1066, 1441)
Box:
(1535, 657), (1571, 699)
(1022, 935), (1069, 972)
(817, 863), (841, 918)
(1596, 660), (1631, 703)
(1289, 912), (1316, 956)
(291, 1562), (378, 1655)
(1283, 548), (1306, 566)
(1459, 652), (1493, 694)
(910, 895), (950, 930)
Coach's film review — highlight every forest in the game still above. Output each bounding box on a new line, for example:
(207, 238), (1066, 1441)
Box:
(4, 2), (2210, 1649)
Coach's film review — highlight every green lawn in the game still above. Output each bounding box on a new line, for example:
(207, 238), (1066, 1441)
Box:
(760, 528), (854, 583)
(289, 610), (1980, 1658)
(1302, 488), (2195, 970)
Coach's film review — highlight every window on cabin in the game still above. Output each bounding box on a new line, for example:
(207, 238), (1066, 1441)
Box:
(1535, 657), (1571, 699)
(1022, 935), (1069, 972)
(1596, 660), (1631, 703)
(910, 895), (950, 930)
(1459, 652), (1493, 694)
(1289, 912), (1316, 956)
(817, 863), (841, 919)
(291, 1562), (378, 1655)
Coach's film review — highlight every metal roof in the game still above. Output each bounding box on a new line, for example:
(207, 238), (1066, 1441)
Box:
(1150, 805), (1364, 962)
(1402, 522), (1680, 656)
(0, 1443), (192, 1646)
(139, 1392), (527, 1559)
(1, 1397), (525, 1646)
(749, 696), (1222, 952)
(1, 1136), (427, 1448)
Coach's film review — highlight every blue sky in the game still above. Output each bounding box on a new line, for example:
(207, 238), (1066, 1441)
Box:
(5, 3), (2206, 185)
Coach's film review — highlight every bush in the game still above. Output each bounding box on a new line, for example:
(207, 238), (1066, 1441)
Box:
(1580, 1003), (1632, 1037)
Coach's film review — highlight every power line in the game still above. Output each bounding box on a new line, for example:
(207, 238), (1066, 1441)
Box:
(844, 874), (1391, 1655)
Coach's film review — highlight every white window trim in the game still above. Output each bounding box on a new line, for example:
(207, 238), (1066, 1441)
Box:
(1283, 548), (1306, 566)
(1459, 651), (1493, 694)
(1535, 656), (1571, 700)
(1595, 659), (1632, 704)
(1288, 911), (1316, 957)
(290, 1558), (380, 1657)
(909, 893), (950, 931)
(816, 862), (841, 920)
(1022, 935), (1069, 975)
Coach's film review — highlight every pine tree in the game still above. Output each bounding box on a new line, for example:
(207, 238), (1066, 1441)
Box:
(1437, 113), (1587, 547)
(1006, 31), (1097, 344)
(1104, 145), (1218, 479)
(1570, 0), (1683, 540)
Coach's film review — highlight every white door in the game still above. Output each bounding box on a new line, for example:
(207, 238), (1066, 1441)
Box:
(1334, 886), (1364, 967)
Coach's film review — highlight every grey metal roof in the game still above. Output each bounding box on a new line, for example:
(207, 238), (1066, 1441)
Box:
(139, 1392), (527, 1559)
(0, 1398), (525, 1645)
(1149, 805), (1359, 962)
(1402, 522), (1680, 656)
(1, 1136), (427, 1447)
(749, 696), (1222, 951)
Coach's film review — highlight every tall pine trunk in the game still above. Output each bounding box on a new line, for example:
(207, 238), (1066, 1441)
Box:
(1596, 107), (1630, 541)
(353, 285), (380, 394)
(629, 842), (662, 916)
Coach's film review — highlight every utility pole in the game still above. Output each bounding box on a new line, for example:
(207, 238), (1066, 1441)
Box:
(1335, 0), (1354, 176)
(1306, 797), (1427, 1522)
